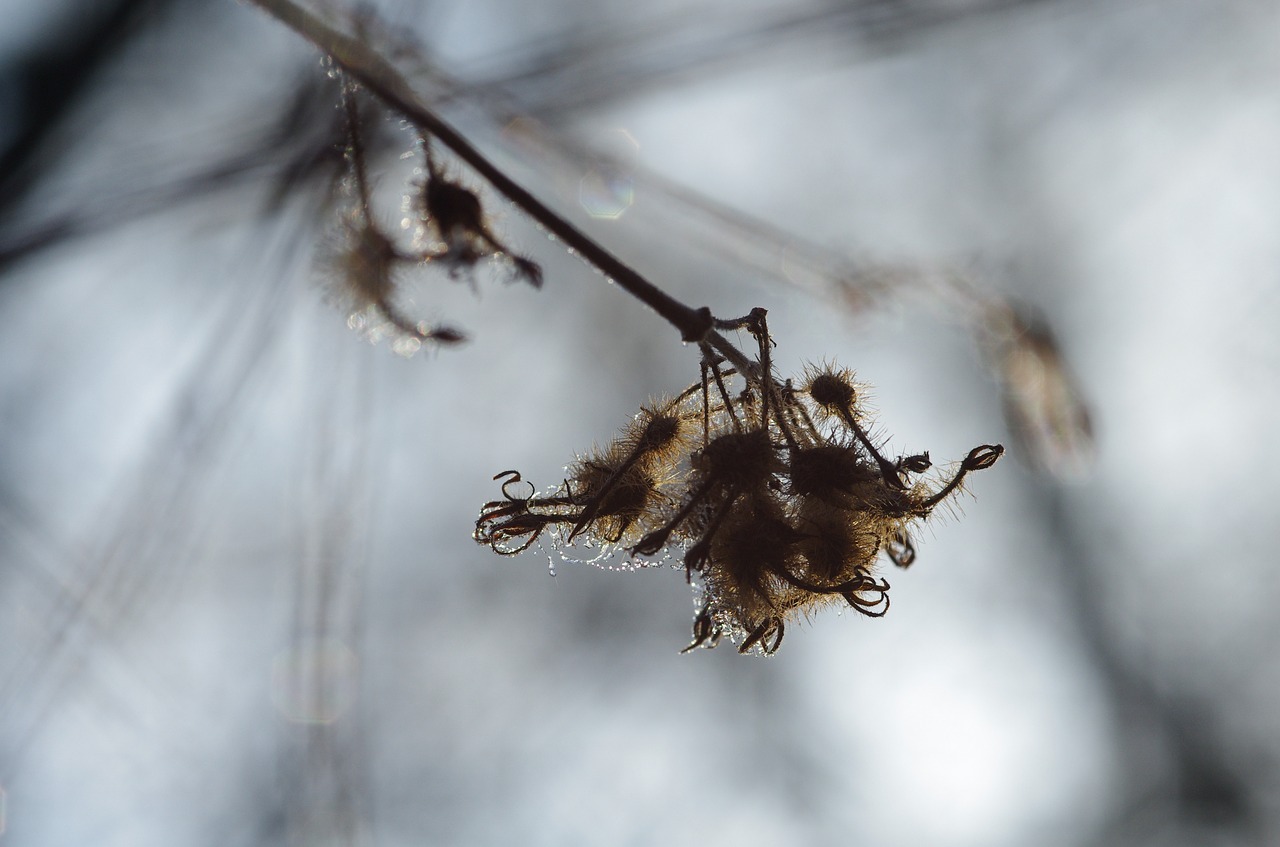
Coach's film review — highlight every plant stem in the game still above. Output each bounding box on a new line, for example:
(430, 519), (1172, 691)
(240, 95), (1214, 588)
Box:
(244, 0), (757, 376)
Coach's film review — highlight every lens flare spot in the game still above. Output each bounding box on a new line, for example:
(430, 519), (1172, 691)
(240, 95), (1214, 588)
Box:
(579, 167), (635, 219)
(392, 335), (422, 357)
(579, 128), (640, 220)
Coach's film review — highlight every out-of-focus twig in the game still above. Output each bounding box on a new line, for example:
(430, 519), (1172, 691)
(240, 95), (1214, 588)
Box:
(246, 0), (760, 378)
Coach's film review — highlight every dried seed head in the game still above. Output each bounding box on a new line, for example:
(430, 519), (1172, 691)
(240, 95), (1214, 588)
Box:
(621, 403), (691, 469)
(987, 306), (1094, 478)
(695, 430), (779, 489)
(805, 367), (859, 412)
(475, 330), (1003, 656)
(705, 496), (801, 635)
(325, 217), (471, 350)
(569, 461), (658, 534)
(424, 177), (485, 244)
(792, 497), (879, 584)
(414, 155), (543, 288)
(636, 412), (682, 455)
(788, 445), (877, 499)
(714, 498), (798, 585)
(334, 218), (398, 306)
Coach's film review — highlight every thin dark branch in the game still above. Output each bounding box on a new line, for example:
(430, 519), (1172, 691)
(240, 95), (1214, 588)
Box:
(244, 0), (756, 377)
(0, 0), (174, 211)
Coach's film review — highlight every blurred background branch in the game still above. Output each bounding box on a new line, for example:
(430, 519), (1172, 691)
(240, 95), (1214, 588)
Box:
(1, 1), (1277, 846)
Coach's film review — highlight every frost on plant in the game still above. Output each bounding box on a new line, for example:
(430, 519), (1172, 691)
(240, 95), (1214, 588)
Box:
(476, 311), (1002, 656)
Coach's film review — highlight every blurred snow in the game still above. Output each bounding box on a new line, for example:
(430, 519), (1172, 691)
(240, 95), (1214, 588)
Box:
(2, 1), (1278, 845)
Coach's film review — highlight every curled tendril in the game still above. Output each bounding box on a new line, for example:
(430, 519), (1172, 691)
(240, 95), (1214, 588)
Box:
(844, 576), (891, 617)
(495, 469), (535, 502)
(681, 603), (723, 653)
(965, 444), (1005, 471)
(738, 617), (784, 655)
(682, 539), (713, 584)
(474, 471), (554, 554)
(920, 443), (1005, 512)
(475, 505), (550, 555)
(768, 563), (881, 597)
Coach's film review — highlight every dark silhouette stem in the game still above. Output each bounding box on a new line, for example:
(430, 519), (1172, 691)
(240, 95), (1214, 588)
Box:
(245, 0), (756, 376)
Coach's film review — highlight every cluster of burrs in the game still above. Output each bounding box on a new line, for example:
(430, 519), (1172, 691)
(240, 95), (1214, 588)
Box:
(328, 82), (541, 352)
(474, 310), (1002, 655)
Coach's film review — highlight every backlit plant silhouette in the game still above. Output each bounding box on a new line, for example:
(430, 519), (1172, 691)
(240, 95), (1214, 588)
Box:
(475, 324), (1002, 654)
(250, 0), (1004, 655)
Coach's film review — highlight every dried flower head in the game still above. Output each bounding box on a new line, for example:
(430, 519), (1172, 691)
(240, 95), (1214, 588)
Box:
(322, 80), (542, 354)
(323, 210), (467, 348)
(985, 304), (1094, 479)
(476, 311), (1002, 656)
(411, 141), (543, 288)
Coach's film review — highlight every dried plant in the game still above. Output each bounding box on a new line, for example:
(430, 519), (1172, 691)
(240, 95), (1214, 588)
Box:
(248, 0), (1004, 655)
(475, 313), (1002, 654)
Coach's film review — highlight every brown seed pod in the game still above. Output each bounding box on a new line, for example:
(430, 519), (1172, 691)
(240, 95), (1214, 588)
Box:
(337, 219), (397, 304)
(566, 459), (661, 545)
(787, 444), (878, 500)
(694, 430), (780, 488)
(806, 369), (858, 412)
(425, 177), (485, 240)
(475, 343), (1004, 656)
(790, 495), (882, 585)
(704, 494), (801, 617)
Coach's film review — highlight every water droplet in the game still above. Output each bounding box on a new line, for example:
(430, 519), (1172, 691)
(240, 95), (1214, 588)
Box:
(392, 336), (422, 357)
(367, 322), (391, 345)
